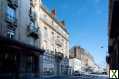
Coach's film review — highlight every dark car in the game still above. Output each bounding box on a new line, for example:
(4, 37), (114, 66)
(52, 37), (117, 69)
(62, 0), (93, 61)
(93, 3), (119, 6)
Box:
(73, 71), (81, 76)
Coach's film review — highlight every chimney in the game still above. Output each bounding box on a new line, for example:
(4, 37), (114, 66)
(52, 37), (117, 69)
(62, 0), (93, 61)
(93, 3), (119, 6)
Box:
(51, 9), (56, 17)
(61, 20), (65, 25)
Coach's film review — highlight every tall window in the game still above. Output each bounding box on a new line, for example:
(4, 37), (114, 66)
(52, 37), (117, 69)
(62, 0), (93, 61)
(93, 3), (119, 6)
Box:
(44, 27), (48, 40)
(6, 6), (16, 23)
(51, 32), (54, 51)
(29, 36), (36, 46)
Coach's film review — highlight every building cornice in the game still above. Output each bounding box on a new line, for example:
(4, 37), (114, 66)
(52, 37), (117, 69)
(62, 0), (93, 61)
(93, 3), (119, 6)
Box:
(40, 5), (69, 34)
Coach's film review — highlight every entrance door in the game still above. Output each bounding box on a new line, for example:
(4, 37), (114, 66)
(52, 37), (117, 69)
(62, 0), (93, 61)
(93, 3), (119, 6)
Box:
(0, 47), (17, 79)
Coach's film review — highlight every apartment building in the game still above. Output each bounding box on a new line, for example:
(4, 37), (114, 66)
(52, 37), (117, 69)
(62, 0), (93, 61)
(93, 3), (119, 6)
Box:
(0, 0), (69, 78)
(69, 46), (97, 72)
(38, 2), (69, 76)
(0, 0), (46, 79)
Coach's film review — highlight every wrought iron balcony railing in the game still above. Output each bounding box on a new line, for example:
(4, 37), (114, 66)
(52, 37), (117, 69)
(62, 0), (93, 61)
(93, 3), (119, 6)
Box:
(55, 52), (64, 60)
(7, 0), (18, 9)
(5, 16), (17, 28)
(55, 39), (62, 47)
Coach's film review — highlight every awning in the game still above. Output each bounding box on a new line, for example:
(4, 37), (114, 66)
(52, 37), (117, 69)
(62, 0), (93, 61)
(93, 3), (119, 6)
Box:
(0, 35), (45, 55)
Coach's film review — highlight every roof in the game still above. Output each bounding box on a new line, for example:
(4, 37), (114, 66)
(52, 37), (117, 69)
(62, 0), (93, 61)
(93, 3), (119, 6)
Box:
(40, 5), (69, 34)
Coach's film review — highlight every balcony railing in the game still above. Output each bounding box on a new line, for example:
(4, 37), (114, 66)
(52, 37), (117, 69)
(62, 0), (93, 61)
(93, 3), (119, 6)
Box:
(7, 0), (18, 9)
(55, 39), (62, 47)
(5, 16), (17, 28)
(55, 52), (64, 60)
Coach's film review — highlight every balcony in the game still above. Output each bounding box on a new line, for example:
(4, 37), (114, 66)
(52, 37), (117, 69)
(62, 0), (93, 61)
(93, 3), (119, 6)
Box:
(55, 39), (62, 47)
(5, 16), (17, 28)
(7, 0), (18, 9)
(27, 23), (39, 39)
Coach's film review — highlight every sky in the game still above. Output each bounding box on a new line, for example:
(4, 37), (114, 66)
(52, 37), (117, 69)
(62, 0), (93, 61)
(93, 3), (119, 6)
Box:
(42, 0), (108, 68)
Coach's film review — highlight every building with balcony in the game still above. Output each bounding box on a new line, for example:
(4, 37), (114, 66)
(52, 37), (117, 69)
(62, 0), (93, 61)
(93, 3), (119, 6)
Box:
(38, 1), (69, 77)
(0, 0), (44, 79)
(0, 0), (69, 78)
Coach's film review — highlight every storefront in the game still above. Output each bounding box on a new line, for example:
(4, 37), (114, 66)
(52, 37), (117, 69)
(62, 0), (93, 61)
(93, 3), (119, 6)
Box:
(41, 52), (56, 76)
(40, 51), (64, 77)
(60, 57), (69, 76)
(0, 36), (44, 79)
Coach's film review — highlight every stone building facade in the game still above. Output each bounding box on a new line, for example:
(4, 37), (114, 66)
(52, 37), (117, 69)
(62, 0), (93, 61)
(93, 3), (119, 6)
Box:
(38, 2), (69, 76)
(0, 0), (69, 78)
(69, 46), (97, 73)
(0, 0), (45, 79)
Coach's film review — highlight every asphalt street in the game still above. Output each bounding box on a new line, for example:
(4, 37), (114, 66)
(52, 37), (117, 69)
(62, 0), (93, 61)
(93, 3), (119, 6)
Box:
(43, 74), (109, 79)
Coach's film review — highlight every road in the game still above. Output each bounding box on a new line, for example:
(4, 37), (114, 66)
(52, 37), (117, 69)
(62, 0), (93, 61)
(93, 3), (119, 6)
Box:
(43, 74), (109, 79)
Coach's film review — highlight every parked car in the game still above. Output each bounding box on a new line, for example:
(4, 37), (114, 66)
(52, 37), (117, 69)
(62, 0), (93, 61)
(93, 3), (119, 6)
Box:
(73, 71), (81, 76)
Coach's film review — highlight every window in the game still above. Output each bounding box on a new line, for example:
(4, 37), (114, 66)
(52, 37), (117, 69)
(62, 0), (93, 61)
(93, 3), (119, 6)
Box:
(51, 20), (54, 25)
(29, 21), (36, 31)
(29, 37), (35, 46)
(42, 53), (55, 75)
(57, 36), (59, 39)
(7, 0), (18, 8)
(43, 14), (47, 20)
(30, 7), (37, 21)
(6, 6), (16, 23)
(44, 27), (48, 40)
(7, 29), (15, 39)
(51, 32), (54, 42)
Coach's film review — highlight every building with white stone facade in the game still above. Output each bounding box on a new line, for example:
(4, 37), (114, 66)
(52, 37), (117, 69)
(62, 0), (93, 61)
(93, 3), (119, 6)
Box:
(38, 0), (69, 76)
(39, 4), (69, 57)
(69, 58), (81, 74)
